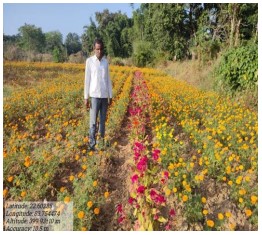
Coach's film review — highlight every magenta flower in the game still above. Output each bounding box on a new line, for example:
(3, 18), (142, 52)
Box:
(128, 197), (136, 205)
(136, 156), (148, 172)
(152, 149), (160, 161)
(163, 171), (169, 179)
(116, 204), (123, 214)
(137, 185), (146, 194)
(131, 174), (139, 184)
(118, 216), (125, 224)
(169, 209), (176, 217)
(150, 189), (166, 204)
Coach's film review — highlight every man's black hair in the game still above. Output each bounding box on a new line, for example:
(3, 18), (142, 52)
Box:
(94, 38), (104, 49)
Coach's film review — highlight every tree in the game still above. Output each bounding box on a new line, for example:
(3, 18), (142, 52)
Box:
(18, 24), (46, 53)
(45, 31), (63, 53)
(95, 9), (133, 57)
(82, 18), (100, 55)
(65, 33), (82, 55)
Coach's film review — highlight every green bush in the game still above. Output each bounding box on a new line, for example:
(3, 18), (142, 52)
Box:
(132, 41), (155, 67)
(215, 42), (258, 91)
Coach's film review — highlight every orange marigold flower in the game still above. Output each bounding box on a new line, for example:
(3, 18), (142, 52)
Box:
(182, 195), (188, 202)
(207, 220), (214, 227)
(21, 191), (26, 197)
(78, 211), (85, 219)
(251, 195), (257, 204)
(94, 208), (100, 215)
(64, 196), (70, 204)
(7, 176), (14, 182)
(245, 209), (252, 217)
(104, 191), (110, 199)
(3, 189), (8, 198)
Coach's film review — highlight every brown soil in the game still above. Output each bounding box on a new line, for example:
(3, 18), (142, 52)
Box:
(90, 114), (133, 231)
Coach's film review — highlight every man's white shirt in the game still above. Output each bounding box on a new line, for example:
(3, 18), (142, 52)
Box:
(84, 55), (112, 99)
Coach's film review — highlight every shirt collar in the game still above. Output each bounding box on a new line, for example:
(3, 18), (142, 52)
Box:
(93, 55), (105, 62)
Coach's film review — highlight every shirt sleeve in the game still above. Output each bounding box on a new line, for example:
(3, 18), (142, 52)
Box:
(84, 58), (91, 99)
(107, 63), (113, 98)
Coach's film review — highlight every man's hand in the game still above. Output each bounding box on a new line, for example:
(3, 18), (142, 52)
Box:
(84, 99), (91, 109)
(108, 98), (112, 105)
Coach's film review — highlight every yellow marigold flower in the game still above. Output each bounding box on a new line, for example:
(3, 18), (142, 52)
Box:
(69, 175), (74, 181)
(173, 187), (177, 193)
(239, 189), (246, 195)
(245, 209), (252, 217)
(165, 188), (171, 196)
(21, 191), (26, 197)
(64, 196), (70, 204)
(78, 211), (85, 219)
(87, 201), (93, 208)
(229, 223), (236, 230)
(207, 220), (214, 227)
(251, 195), (257, 204)
(104, 191), (110, 198)
(225, 212), (232, 218)
(228, 180), (233, 186)
(94, 208), (100, 215)
(201, 197), (207, 203)
(75, 155), (80, 160)
(203, 209), (208, 215)
(239, 197), (243, 203)
(236, 178), (242, 185)
(93, 181), (98, 187)
(218, 213), (224, 220)
(245, 176), (250, 182)
(81, 227), (87, 231)
(182, 195), (188, 202)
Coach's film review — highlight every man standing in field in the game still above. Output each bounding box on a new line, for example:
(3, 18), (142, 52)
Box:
(84, 38), (112, 151)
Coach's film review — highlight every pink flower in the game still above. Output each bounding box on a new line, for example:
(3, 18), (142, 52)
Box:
(150, 189), (166, 205)
(154, 214), (159, 220)
(128, 197), (136, 205)
(152, 149), (160, 161)
(131, 174), (139, 184)
(116, 204), (123, 214)
(136, 156), (148, 172)
(169, 209), (176, 217)
(163, 171), (169, 179)
(137, 185), (146, 194)
(118, 216), (125, 224)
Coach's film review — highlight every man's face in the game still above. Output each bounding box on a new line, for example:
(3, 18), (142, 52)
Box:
(94, 43), (103, 60)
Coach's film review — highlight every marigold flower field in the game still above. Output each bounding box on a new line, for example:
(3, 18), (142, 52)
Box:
(3, 62), (258, 231)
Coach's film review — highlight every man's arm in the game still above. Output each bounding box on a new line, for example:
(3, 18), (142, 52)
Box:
(107, 62), (113, 105)
(84, 59), (91, 109)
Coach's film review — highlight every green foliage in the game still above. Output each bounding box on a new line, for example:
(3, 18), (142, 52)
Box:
(52, 46), (64, 63)
(65, 33), (82, 55)
(45, 31), (63, 53)
(132, 41), (155, 67)
(216, 42), (258, 91)
(18, 24), (46, 53)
